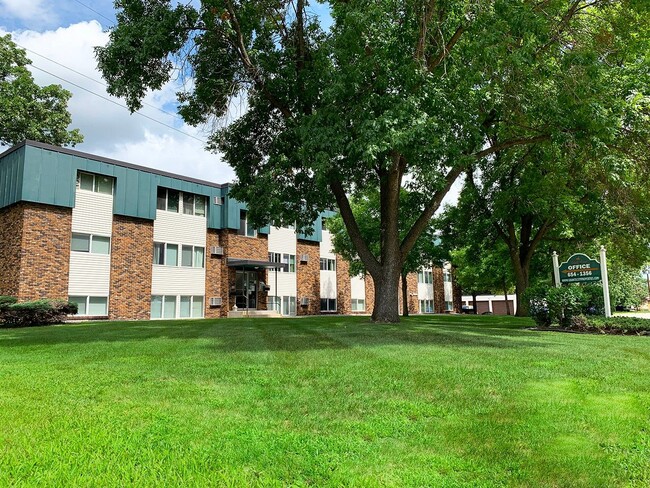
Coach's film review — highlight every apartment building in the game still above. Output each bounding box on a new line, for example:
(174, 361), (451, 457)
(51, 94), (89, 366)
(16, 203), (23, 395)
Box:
(0, 141), (460, 320)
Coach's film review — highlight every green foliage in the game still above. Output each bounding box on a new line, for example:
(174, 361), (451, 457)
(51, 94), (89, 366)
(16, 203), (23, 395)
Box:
(526, 284), (607, 327)
(546, 287), (587, 327)
(0, 35), (83, 146)
(0, 296), (18, 311)
(608, 265), (648, 309)
(0, 299), (77, 328)
(583, 316), (650, 334)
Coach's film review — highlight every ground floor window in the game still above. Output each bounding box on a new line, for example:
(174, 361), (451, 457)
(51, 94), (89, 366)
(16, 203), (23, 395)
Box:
(419, 300), (434, 314)
(268, 296), (296, 316)
(151, 295), (204, 319)
(445, 300), (454, 312)
(351, 298), (365, 312)
(69, 296), (108, 316)
(321, 298), (337, 313)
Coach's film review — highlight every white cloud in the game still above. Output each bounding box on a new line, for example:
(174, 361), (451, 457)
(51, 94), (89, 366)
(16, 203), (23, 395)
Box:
(2, 21), (235, 184)
(0, 0), (53, 26)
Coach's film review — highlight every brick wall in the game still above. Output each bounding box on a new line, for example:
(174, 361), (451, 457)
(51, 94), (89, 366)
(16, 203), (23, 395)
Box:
(296, 240), (320, 315)
(0, 203), (24, 297)
(433, 266), (446, 314)
(205, 229), (224, 318)
(18, 203), (72, 301)
(336, 255), (351, 315)
(364, 274), (375, 315)
(407, 272), (419, 314)
(108, 215), (153, 320)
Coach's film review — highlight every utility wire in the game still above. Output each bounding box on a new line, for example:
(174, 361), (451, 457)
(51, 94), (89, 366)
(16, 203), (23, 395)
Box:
(19, 43), (184, 122)
(71, 0), (115, 26)
(30, 64), (207, 144)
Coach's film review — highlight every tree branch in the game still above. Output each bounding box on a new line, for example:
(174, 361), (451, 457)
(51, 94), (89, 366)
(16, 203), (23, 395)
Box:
(473, 134), (551, 160)
(427, 24), (465, 71)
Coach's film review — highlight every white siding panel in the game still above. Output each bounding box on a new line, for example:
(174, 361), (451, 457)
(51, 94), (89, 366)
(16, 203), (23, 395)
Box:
(350, 275), (366, 300)
(72, 190), (113, 235)
(418, 283), (434, 300)
(154, 211), (206, 246)
(320, 230), (336, 258)
(68, 253), (111, 295)
(152, 266), (206, 295)
(444, 282), (454, 301)
(320, 270), (337, 298)
(269, 226), (297, 254)
(268, 271), (297, 297)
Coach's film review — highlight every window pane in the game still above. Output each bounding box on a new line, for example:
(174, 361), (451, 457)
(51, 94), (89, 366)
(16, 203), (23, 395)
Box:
(288, 255), (295, 272)
(238, 210), (246, 236)
(157, 187), (167, 210)
(194, 196), (206, 217)
(79, 172), (94, 191)
(320, 258), (326, 271)
(151, 296), (163, 319)
(289, 296), (296, 315)
(69, 296), (86, 315)
(329, 299), (337, 312)
(71, 233), (90, 252)
(330, 259), (336, 271)
(194, 247), (204, 268)
(246, 224), (256, 237)
(320, 298), (327, 311)
(163, 296), (176, 318)
(180, 296), (191, 318)
(153, 242), (164, 265)
(96, 176), (113, 195)
(88, 297), (108, 315)
(181, 245), (193, 267)
(167, 190), (179, 212)
(91, 236), (110, 254)
(182, 193), (194, 215)
(166, 244), (178, 266)
(192, 296), (204, 318)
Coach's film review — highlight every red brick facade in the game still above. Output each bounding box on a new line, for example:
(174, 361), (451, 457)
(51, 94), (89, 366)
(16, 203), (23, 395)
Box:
(0, 203), (24, 297)
(109, 215), (153, 320)
(205, 229), (225, 318)
(336, 256), (352, 315)
(296, 240), (320, 315)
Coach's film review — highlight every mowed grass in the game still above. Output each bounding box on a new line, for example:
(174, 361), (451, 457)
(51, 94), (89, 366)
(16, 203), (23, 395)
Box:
(0, 315), (648, 487)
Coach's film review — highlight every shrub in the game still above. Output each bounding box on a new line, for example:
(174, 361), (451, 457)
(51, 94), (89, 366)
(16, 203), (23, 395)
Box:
(0, 299), (78, 328)
(581, 285), (605, 315)
(0, 296), (18, 312)
(524, 285), (551, 327)
(546, 286), (586, 327)
(584, 316), (650, 335)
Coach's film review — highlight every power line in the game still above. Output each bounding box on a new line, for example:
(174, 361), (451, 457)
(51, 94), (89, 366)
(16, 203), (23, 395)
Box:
(19, 43), (184, 122)
(30, 64), (207, 144)
(71, 0), (115, 26)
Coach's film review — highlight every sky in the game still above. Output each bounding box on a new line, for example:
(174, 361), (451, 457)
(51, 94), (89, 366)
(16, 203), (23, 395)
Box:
(0, 0), (460, 206)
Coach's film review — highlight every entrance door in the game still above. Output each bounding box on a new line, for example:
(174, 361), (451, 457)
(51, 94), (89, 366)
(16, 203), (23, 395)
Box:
(235, 271), (258, 310)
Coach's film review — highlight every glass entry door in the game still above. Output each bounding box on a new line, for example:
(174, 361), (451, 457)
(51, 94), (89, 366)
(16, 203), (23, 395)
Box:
(235, 271), (258, 310)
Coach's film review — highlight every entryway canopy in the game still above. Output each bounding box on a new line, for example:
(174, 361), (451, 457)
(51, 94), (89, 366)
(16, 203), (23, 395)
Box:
(227, 258), (288, 271)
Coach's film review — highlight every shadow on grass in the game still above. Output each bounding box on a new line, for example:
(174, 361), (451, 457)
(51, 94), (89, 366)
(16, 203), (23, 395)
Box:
(0, 314), (553, 352)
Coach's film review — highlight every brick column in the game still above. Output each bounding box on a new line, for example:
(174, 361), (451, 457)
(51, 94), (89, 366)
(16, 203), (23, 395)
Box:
(296, 240), (320, 315)
(18, 203), (72, 301)
(364, 274), (375, 316)
(407, 272), (419, 314)
(0, 203), (25, 297)
(205, 229), (225, 318)
(433, 266), (445, 314)
(336, 255), (351, 315)
(109, 215), (153, 320)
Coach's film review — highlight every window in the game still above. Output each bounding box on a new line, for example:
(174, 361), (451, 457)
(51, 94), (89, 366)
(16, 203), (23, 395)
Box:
(283, 253), (296, 273)
(183, 193), (194, 215)
(157, 188), (205, 216)
(71, 233), (111, 255)
(418, 270), (433, 284)
(420, 300), (434, 314)
(320, 298), (337, 312)
(69, 296), (108, 316)
(153, 242), (204, 268)
(321, 217), (328, 230)
(152, 295), (202, 319)
(320, 258), (336, 271)
(77, 172), (114, 195)
(238, 210), (257, 237)
(180, 296), (204, 318)
(282, 296), (297, 316)
(445, 300), (454, 311)
(351, 298), (365, 311)
(268, 296), (280, 313)
(443, 269), (452, 283)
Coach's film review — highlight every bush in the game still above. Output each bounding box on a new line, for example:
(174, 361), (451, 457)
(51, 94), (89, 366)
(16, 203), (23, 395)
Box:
(584, 316), (650, 335)
(0, 299), (78, 328)
(546, 286), (586, 327)
(524, 285), (551, 327)
(0, 296), (18, 312)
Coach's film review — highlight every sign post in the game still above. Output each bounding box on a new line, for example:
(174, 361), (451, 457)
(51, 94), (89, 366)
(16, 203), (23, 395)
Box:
(552, 251), (561, 288)
(600, 246), (612, 318)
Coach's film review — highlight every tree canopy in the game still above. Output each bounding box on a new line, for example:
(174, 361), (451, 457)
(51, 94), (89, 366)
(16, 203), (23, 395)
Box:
(97, 0), (650, 322)
(0, 35), (83, 147)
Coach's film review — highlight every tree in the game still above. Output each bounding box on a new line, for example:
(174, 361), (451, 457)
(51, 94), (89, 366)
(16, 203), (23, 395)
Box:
(0, 35), (83, 147)
(97, 0), (650, 322)
(327, 188), (440, 317)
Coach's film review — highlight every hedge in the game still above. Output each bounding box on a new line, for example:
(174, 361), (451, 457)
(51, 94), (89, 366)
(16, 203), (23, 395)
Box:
(0, 297), (78, 328)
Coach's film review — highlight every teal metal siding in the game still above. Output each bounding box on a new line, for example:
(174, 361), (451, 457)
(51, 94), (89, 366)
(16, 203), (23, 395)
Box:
(0, 146), (25, 208)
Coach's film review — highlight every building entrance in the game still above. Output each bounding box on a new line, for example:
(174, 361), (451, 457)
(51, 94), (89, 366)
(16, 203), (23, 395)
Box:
(235, 270), (258, 310)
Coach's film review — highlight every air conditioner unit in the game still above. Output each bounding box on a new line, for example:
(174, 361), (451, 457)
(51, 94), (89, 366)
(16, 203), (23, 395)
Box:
(299, 254), (309, 263)
(210, 246), (224, 256)
(300, 297), (310, 306)
(209, 297), (222, 307)
(213, 196), (224, 205)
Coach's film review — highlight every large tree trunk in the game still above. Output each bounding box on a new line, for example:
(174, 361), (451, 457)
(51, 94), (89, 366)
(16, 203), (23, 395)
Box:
(401, 271), (409, 317)
(371, 266), (401, 322)
(513, 258), (530, 317)
(503, 279), (511, 315)
(472, 292), (478, 314)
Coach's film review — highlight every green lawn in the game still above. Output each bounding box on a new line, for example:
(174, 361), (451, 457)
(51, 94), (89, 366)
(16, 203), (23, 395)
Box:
(0, 315), (648, 487)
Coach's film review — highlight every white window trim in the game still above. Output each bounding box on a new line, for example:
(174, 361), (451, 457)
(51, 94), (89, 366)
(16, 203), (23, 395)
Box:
(153, 241), (205, 268)
(71, 233), (111, 255)
(151, 295), (205, 319)
(69, 295), (109, 316)
(76, 171), (114, 195)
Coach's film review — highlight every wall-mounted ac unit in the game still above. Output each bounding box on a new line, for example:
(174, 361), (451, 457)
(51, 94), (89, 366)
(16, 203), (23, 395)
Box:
(209, 297), (222, 307)
(300, 297), (310, 306)
(299, 254), (309, 263)
(214, 196), (224, 205)
(210, 246), (224, 256)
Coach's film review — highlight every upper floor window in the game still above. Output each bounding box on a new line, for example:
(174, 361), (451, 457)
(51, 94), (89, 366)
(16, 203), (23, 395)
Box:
(443, 269), (452, 283)
(154, 242), (204, 268)
(268, 253), (296, 272)
(77, 172), (114, 195)
(71, 233), (110, 254)
(238, 210), (256, 237)
(320, 258), (336, 271)
(418, 270), (433, 284)
(157, 188), (206, 216)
